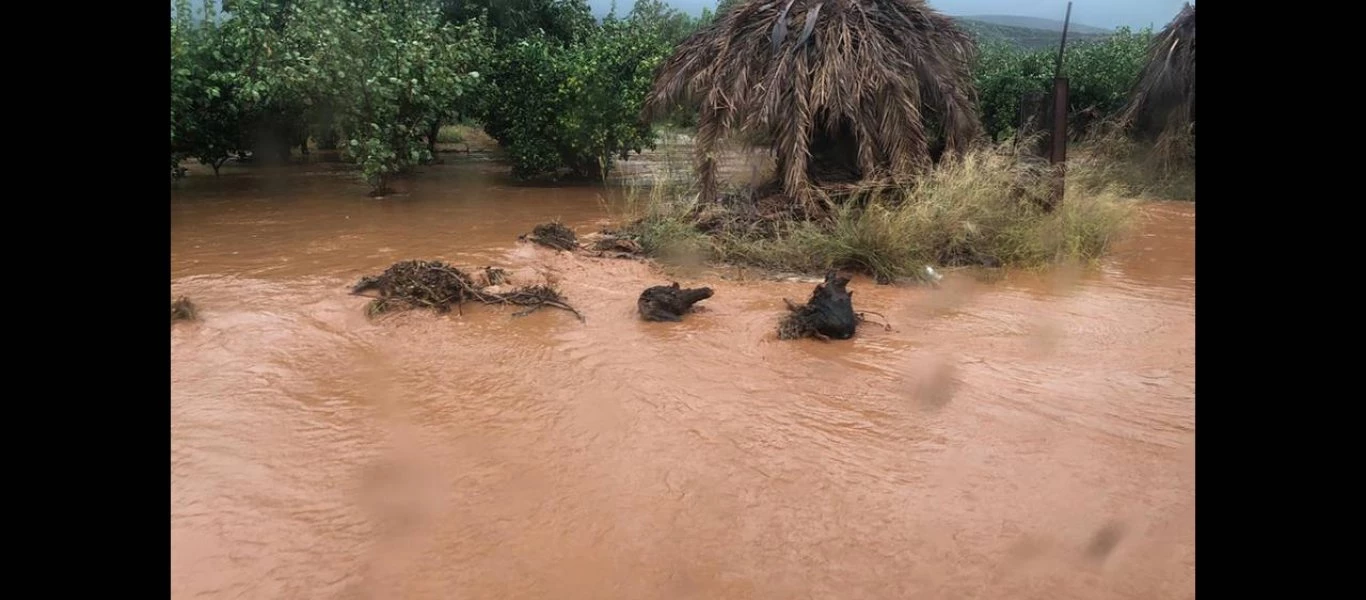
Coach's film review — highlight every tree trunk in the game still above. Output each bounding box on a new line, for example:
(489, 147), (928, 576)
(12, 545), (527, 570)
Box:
(427, 119), (442, 157)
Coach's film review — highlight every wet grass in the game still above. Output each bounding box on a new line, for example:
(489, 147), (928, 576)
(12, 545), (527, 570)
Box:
(1068, 129), (1195, 201)
(614, 140), (1143, 283)
(436, 124), (472, 144)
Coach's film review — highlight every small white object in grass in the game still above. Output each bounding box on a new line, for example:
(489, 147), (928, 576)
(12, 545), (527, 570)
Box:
(923, 265), (943, 283)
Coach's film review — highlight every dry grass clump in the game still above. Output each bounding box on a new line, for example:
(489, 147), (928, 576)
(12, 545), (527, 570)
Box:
(1067, 129), (1194, 201)
(619, 141), (1138, 282)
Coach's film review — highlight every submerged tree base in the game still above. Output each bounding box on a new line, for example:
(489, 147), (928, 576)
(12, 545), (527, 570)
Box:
(637, 282), (713, 322)
(776, 271), (894, 340)
(352, 260), (584, 322)
(171, 296), (198, 322)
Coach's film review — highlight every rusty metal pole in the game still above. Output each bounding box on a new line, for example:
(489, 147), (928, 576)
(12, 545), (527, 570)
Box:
(1046, 1), (1074, 211)
(1050, 82), (1069, 165)
(1048, 77), (1069, 209)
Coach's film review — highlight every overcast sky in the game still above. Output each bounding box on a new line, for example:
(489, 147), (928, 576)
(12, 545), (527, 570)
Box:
(595, 0), (1192, 31)
(176, 1), (1193, 32)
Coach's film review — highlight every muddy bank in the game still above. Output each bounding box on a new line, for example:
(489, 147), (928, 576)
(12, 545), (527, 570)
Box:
(171, 161), (1194, 599)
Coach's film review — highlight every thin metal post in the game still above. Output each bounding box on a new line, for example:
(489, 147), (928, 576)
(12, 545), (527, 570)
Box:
(1054, 2), (1073, 76)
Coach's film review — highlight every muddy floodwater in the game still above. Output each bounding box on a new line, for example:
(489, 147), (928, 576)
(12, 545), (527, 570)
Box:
(171, 158), (1194, 599)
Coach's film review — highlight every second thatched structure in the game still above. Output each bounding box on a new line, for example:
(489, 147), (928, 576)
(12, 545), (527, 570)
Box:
(1117, 3), (1195, 142)
(645, 0), (982, 212)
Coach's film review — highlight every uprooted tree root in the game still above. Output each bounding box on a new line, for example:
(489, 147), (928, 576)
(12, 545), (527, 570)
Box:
(351, 260), (585, 322)
(637, 282), (714, 322)
(777, 272), (892, 341)
(171, 296), (198, 322)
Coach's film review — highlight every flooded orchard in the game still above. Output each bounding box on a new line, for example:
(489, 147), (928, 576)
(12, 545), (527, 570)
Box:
(170, 157), (1194, 599)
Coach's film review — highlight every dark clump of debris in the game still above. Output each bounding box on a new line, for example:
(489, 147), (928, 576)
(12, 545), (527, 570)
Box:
(520, 221), (579, 251)
(593, 233), (644, 255)
(777, 271), (892, 340)
(351, 259), (584, 321)
(581, 227), (647, 260)
(519, 221), (647, 260)
(637, 282), (714, 322)
(171, 296), (198, 322)
(688, 183), (804, 238)
(778, 271), (858, 340)
(352, 259), (477, 314)
(481, 266), (509, 287)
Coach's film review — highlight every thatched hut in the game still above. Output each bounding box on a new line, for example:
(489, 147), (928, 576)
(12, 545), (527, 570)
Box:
(1118, 3), (1195, 141)
(645, 0), (982, 211)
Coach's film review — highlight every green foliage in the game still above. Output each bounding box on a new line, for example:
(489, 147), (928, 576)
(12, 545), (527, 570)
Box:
(440, 0), (593, 46)
(972, 39), (1055, 143)
(626, 0), (713, 129)
(627, 0), (709, 45)
(714, 0), (740, 17)
(171, 0), (486, 192)
(957, 18), (1109, 51)
(171, 0), (691, 191)
(1062, 28), (1151, 129)
(170, 1), (194, 177)
(972, 28), (1153, 141)
(479, 10), (670, 180)
(170, 0), (258, 175)
(171, 0), (315, 174)
(291, 0), (485, 191)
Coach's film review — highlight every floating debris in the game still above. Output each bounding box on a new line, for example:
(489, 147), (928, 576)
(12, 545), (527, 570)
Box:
(171, 296), (198, 322)
(351, 260), (584, 322)
(482, 266), (509, 287)
(170, 296), (198, 323)
(637, 282), (714, 322)
(520, 221), (579, 251)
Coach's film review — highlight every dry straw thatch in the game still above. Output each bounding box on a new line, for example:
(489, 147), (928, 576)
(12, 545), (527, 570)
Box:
(645, 0), (982, 212)
(1118, 3), (1195, 140)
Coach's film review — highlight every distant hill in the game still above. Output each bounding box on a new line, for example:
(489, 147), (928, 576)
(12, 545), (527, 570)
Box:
(953, 17), (1112, 51)
(959, 15), (1111, 35)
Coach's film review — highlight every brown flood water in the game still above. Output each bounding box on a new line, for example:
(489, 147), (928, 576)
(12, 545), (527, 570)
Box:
(171, 157), (1194, 599)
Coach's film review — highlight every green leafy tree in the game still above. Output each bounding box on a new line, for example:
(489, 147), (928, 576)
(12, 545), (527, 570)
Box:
(293, 0), (483, 193)
(972, 40), (1056, 142)
(627, 0), (705, 45)
(440, 0), (592, 46)
(224, 0), (314, 163)
(971, 28), (1154, 141)
(480, 11), (668, 180)
(170, 1), (195, 177)
(1062, 27), (1152, 132)
(623, 0), (711, 128)
(170, 0), (260, 176)
(422, 17), (492, 158)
